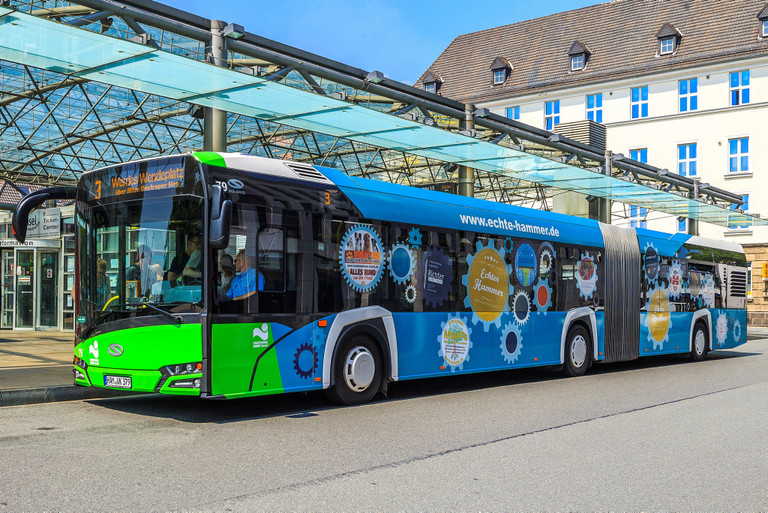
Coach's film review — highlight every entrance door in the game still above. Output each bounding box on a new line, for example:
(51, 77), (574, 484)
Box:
(1, 251), (14, 328)
(14, 250), (34, 329)
(36, 251), (58, 330)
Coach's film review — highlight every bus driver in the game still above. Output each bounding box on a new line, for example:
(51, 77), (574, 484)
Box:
(226, 249), (264, 301)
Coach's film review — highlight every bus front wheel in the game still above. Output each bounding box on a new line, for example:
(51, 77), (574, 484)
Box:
(689, 322), (708, 362)
(563, 324), (591, 377)
(327, 336), (383, 405)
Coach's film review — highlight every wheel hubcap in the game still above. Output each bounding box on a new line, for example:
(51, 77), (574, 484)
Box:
(571, 335), (587, 368)
(694, 330), (706, 355)
(343, 346), (375, 392)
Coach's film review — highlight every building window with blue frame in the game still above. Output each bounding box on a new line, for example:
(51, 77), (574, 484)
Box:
(678, 218), (687, 233)
(631, 86), (648, 119)
(730, 70), (750, 106)
(630, 205), (647, 229)
(728, 137), (749, 173)
(679, 78), (698, 112)
(678, 143), (697, 176)
(728, 194), (750, 231)
(630, 148), (648, 164)
(506, 105), (520, 120)
(544, 100), (560, 130)
(586, 93), (603, 123)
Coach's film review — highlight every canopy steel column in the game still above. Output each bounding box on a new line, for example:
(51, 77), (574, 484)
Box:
(688, 179), (700, 236)
(203, 19), (227, 152)
(458, 104), (474, 197)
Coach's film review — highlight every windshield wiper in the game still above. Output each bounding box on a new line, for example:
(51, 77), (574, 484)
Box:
(80, 308), (117, 340)
(139, 301), (183, 324)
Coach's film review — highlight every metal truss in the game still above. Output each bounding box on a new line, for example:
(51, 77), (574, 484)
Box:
(0, 0), (750, 222)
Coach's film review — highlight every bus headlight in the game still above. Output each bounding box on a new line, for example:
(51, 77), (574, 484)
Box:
(164, 362), (202, 376)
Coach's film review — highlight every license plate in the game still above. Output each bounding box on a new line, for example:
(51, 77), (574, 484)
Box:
(104, 375), (132, 389)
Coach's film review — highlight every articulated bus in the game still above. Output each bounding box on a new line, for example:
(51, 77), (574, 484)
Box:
(12, 153), (749, 404)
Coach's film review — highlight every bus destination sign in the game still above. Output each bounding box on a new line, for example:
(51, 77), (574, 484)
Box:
(88, 158), (187, 200)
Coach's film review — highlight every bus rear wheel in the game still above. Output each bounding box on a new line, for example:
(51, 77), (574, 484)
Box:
(563, 324), (591, 377)
(689, 322), (708, 362)
(327, 336), (383, 405)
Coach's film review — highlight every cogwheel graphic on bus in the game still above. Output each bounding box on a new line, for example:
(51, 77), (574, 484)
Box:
(715, 312), (728, 347)
(437, 314), (473, 372)
(643, 243), (660, 284)
(532, 278), (552, 312)
(339, 224), (385, 293)
(293, 343), (319, 379)
(576, 251), (598, 299)
(515, 242), (538, 287)
(645, 285), (671, 350)
(404, 284), (417, 304)
(512, 290), (531, 325)
(418, 247), (452, 307)
(702, 273), (716, 308)
(462, 240), (513, 331)
(503, 237), (514, 253)
(499, 322), (523, 364)
(408, 227), (422, 246)
(538, 242), (555, 276)
(667, 261), (684, 300)
(388, 243), (416, 284)
(733, 319), (742, 344)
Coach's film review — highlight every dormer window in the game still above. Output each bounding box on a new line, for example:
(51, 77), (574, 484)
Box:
(656, 23), (682, 55)
(567, 41), (590, 71)
(763, 19), (768, 37)
(759, 5), (768, 37)
(422, 71), (442, 94)
(490, 57), (512, 85)
(571, 54), (584, 71)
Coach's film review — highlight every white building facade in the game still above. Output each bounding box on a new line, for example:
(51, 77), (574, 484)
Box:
(420, 0), (768, 323)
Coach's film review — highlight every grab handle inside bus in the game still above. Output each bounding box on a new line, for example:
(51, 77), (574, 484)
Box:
(209, 184), (232, 250)
(12, 186), (78, 243)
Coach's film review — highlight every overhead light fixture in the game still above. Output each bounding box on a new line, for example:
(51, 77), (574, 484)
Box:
(365, 70), (385, 84)
(222, 23), (245, 40)
(187, 104), (204, 119)
(475, 108), (490, 118)
(423, 117), (436, 127)
(611, 153), (625, 162)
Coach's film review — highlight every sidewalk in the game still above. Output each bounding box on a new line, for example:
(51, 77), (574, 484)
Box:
(0, 331), (131, 406)
(2, 327), (768, 407)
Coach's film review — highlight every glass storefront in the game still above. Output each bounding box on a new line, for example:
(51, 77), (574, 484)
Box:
(0, 205), (75, 331)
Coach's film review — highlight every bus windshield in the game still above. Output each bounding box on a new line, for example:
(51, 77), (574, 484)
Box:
(77, 195), (204, 332)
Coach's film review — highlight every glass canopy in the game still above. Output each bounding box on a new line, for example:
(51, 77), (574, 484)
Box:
(0, 6), (764, 227)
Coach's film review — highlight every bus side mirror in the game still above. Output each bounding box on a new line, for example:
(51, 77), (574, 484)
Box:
(12, 186), (78, 243)
(209, 184), (232, 250)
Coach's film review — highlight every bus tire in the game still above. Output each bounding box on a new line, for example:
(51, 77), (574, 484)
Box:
(326, 335), (383, 405)
(689, 322), (708, 362)
(563, 324), (591, 377)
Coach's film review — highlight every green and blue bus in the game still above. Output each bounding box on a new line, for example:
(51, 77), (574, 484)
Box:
(12, 152), (749, 404)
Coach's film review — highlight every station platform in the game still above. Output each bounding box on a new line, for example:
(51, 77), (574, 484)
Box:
(2, 327), (768, 407)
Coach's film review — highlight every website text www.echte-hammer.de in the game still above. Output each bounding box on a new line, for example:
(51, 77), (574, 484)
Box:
(458, 214), (560, 238)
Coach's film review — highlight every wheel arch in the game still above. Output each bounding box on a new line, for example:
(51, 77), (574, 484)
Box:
(690, 310), (712, 352)
(322, 306), (398, 389)
(560, 307), (599, 364)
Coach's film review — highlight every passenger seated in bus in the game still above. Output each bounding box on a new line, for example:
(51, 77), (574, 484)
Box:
(219, 253), (235, 293)
(126, 245), (161, 297)
(181, 234), (202, 281)
(95, 258), (112, 307)
(225, 249), (264, 301)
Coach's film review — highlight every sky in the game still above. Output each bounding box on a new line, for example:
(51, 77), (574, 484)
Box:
(161, 0), (604, 85)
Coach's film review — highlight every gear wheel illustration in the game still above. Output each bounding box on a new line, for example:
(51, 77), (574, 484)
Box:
(499, 321), (523, 364)
(388, 243), (416, 284)
(404, 284), (416, 304)
(437, 314), (473, 372)
(645, 285), (672, 350)
(532, 278), (552, 312)
(538, 242), (555, 276)
(733, 319), (742, 344)
(417, 247), (453, 308)
(408, 227), (422, 246)
(503, 237), (514, 253)
(339, 224), (385, 293)
(293, 343), (319, 379)
(702, 273), (716, 308)
(576, 251), (598, 300)
(512, 289), (531, 325)
(715, 312), (728, 347)
(461, 239), (513, 332)
(643, 242), (660, 284)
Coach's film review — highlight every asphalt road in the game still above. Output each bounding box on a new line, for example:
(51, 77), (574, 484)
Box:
(2, 337), (768, 512)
